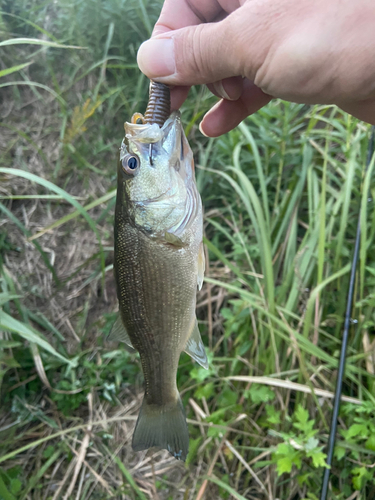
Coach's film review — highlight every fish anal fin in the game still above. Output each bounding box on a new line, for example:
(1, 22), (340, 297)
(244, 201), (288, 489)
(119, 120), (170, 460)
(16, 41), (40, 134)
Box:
(132, 396), (189, 461)
(107, 314), (136, 353)
(184, 318), (208, 370)
(197, 242), (205, 291)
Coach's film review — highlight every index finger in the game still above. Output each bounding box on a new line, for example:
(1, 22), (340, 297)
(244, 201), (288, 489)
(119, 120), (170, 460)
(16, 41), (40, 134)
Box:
(152, 0), (224, 36)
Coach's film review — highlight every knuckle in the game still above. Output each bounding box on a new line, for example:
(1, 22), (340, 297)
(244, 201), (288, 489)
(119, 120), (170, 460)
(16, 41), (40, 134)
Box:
(176, 24), (217, 83)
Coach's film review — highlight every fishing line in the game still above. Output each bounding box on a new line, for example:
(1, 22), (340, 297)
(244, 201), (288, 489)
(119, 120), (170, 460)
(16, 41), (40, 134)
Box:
(320, 125), (375, 500)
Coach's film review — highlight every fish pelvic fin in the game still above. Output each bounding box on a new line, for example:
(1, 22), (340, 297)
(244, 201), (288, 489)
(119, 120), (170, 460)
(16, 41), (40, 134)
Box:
(132, 396), (189, 461)
(184, 318), (209, 370)
(107, 314), (136, 353)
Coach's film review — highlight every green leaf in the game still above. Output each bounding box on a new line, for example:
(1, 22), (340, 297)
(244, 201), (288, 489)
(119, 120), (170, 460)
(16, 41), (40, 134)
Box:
(186, 437), (202, 466)
(352, 466), (372, 490)
(190, 365), (212, 383)
(275, 443), (293, 456)
(205, 476), (248, 500)
(0, 311), (75, 367)
(0, 62), (32, 78)
(265, 404), (281, 424)
(346, 423), (369, 439)
(207, 422), (226, 438)
(0, 475), (16, 500)
(365, 434), (375, 451)
(334, 446), (346, 461)
(249, 384), (275, 404)
(307, 448), (328, 468)
(10, 479), (22, 495)
(276, 456), (293, 475)
(0, 293), (21, 306)
(297, 472), (311, 486)
(295, 405), (309, 426)
(273, 442), (301, 475)
(43, 445), (56, 459)
(0, 340), (22, 349)
(218, 388), (238, 406)
(195, 382), (215, 400)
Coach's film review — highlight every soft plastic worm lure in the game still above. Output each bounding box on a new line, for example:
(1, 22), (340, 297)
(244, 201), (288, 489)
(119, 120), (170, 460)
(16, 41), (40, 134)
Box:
(131, 81), (171, 127)
(131, 81), (171, 165)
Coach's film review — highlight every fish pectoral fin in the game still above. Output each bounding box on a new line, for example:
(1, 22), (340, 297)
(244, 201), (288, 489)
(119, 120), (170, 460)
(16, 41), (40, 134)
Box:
(197, 242), (205, 291)
(184, 319), (208, 370)
(107, 315), (136, 353)
(164, 231), (186, 248)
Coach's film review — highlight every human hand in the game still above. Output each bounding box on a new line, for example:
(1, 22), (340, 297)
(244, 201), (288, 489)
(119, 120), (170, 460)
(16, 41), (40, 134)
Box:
(137, 0), (375, 137)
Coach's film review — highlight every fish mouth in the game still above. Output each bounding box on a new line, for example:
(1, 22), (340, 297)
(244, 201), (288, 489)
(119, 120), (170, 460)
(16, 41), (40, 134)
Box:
(124, 112), (190, 178)
(124, 111), (180, 144)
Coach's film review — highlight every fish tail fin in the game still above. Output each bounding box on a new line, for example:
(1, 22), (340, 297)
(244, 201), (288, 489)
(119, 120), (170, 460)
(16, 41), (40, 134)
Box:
(132, 395), (189, 461)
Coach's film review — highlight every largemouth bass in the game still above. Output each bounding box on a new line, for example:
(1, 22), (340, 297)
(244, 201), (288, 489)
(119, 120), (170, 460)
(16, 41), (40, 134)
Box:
(110, 82), (208, 461)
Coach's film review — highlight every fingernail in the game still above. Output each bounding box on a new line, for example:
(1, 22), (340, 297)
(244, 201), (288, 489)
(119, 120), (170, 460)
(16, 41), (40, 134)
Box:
(199, 100), (222, 137)
(213, 81), (231, 100)
(137, 38), (176, 78)
(205, 99), (222, 116)
(199, 99), (223, 137)
(199, 121), (209, 137)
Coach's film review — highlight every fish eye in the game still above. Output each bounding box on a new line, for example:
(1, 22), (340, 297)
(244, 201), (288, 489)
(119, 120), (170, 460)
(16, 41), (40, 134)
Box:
(127, 156), (138, 169)
(122, 154), (140, 175)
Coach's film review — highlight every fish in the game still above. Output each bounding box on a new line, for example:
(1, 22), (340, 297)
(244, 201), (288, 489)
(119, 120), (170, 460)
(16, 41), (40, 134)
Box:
(109, 81), (208, 461)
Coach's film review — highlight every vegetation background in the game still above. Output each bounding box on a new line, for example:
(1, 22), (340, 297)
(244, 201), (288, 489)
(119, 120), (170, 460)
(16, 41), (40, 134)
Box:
(1, 0), (375, 498)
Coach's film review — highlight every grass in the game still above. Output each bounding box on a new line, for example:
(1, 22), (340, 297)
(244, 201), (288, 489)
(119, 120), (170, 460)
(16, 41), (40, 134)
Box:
(1, 1), (375, 499)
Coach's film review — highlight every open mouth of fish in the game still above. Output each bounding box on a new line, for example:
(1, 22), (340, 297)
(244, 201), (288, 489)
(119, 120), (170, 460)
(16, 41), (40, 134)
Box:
(121, 111), (192, 181)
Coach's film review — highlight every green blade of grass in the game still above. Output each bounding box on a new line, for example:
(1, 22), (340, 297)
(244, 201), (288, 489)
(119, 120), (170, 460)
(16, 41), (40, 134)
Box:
(302, 263), (351, 339)
(228, 166), (275, 312)
(0, 476), (16, 500)
(238, 121), (270, 228)
(0, 311), (74, 367)
(0, 122), (52, 169)
(205, 476), (247, 500)
(360, 149), (375, 304)
(0, 62), (32, 78)
(204, 276), (347, 369)
(28, 189), (116, 241)
(0, 202), (60, 286)
(0, 81), (67, 106)
(333, 150), (358, 270)
(1, 12), (60, 43)
(19, 449), (61, 500)
(110, 454), (148, 500)
(138, 0), (153, 36)
(0, 168), (106, 289)
(0, 294), (21, 306)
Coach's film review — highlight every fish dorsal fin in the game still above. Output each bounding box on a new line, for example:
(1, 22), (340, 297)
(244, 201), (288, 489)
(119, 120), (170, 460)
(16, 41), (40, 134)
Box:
(107, 315), (136, 353)
(184, 319), (208, 369)
(197, 242), (205, 291)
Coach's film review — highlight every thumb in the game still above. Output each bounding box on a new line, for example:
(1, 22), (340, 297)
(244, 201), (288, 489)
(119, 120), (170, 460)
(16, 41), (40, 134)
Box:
(137, 13), (257, 85)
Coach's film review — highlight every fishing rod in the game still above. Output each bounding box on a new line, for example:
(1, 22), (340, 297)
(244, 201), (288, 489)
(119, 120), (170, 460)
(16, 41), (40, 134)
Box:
(320, 125), (375, 500)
